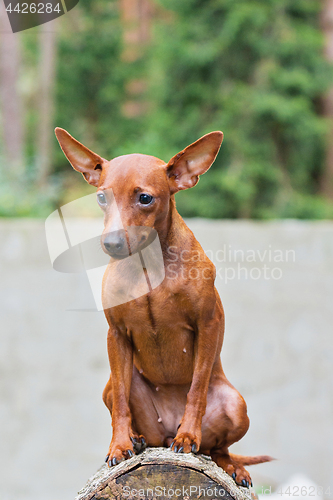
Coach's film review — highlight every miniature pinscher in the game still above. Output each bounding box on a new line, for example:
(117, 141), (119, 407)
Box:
(55, 128), (272, 487)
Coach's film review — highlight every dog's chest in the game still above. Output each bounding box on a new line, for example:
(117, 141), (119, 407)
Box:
(121, 287), (195, 384)
(128, 286), (193, 337)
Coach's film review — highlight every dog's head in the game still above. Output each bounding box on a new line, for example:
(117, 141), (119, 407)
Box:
(55, 128), (223, 258)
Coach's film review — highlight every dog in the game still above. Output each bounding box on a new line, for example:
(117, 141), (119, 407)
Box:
(55, 128), (272, 487)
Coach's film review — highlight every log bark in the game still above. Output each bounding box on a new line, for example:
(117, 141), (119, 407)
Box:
(76, 448), (258, 500)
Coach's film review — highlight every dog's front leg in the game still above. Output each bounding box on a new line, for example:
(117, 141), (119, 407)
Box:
(105, 326), (136, 466)
(170, 296), (223, 454)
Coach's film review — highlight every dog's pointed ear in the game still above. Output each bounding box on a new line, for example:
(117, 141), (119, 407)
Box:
(55, 128), (107, 186)
(166, 131), (223, 194)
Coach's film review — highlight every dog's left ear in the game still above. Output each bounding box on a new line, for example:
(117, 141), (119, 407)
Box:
(166, 131), (223, 194)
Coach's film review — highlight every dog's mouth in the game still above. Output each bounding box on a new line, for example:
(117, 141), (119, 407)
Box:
(102, 227), (157, 259)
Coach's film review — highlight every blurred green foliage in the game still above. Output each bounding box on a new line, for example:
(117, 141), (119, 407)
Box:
(7, 0), (333, 218)
(138, 0), (333, 218)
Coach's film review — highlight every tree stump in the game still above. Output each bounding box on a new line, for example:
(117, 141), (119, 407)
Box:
(76, 448), (258, 500)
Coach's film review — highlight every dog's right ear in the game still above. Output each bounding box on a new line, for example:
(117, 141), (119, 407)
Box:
(55, 128), (107, 186)
(166, 131), (223, 194)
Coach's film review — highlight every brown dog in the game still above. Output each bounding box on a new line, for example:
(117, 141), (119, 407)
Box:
(55, 128), (272, 487)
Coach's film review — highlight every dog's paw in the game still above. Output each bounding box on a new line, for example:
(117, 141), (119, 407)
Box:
(212, 455), (252, 488)
(169, 432), (200, 454)
(105, 441), (134, 467)
(227, 465), (252, 488)
(105, 434), (147, 467)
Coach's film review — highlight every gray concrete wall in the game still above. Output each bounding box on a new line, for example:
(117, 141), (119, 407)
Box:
(0, 219), (332, 500)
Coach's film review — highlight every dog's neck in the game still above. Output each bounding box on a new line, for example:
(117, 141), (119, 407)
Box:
(155, 196), (193, 259)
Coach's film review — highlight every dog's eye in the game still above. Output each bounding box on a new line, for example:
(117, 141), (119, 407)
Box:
(139, 193), (153, 205)
(97, 192), (107, 206)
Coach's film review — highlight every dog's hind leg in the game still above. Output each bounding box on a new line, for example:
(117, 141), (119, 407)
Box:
(200, 375), (252, 486)
(201, 373), (272, 486)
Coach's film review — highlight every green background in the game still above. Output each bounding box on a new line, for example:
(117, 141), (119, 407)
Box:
(1, 0), (333, 219)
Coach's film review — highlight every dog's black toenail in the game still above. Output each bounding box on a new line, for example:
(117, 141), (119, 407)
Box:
(174, 446), (178, 453)
(131, 437), (140, 451)
(178, 446), (184, 453)
(242, 479), (247, 487)
(251, 481), (253, 487)
(112, 457), (118, 466)
(127, 450), (134, 457)
(177, 423), (181, 430)
(105, 455), (109, 463)
(170, 441), (175, 449)
(108, 460), (112, 467)
(232, 473), (236, 480)
(134, 442), (141, 451)
(191, 444), (197, 453)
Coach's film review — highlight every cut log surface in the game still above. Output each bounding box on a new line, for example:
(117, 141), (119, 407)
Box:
(76, 448), (258, 500)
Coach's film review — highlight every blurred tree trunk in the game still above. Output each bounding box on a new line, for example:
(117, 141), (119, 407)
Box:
(120, 0), (153, 118)
(36, 23), (57, 188)
(321, 0), (333, 199)
(120, 0), (152, 62)
(0, 1), (24, 180)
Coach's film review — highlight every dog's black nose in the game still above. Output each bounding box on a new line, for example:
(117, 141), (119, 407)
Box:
(103, 232), (126, 256)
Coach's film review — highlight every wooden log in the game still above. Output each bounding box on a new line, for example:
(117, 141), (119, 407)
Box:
(76, 448), (258, 500)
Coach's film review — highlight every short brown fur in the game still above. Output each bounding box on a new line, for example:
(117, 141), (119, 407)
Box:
(55, 128), (273, 487)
